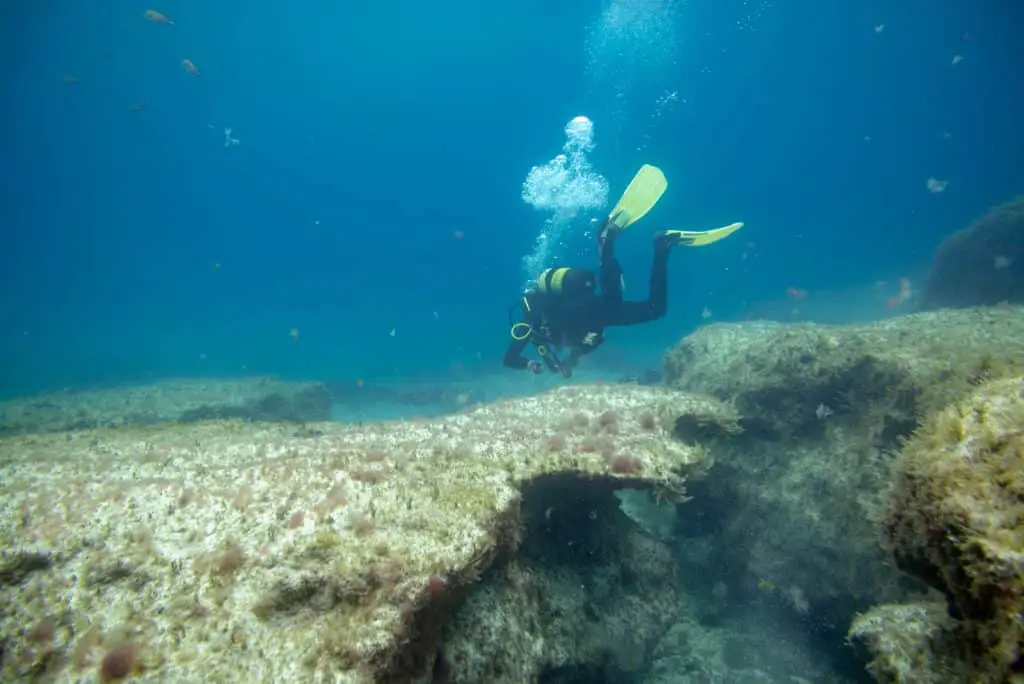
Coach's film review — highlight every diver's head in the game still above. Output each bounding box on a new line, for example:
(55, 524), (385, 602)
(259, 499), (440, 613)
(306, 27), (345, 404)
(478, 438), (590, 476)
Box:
(535, 267), (597, 308)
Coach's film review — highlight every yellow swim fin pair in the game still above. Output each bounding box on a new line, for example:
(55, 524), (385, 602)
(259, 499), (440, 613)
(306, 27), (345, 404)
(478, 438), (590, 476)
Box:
(605, 164), (743, 247)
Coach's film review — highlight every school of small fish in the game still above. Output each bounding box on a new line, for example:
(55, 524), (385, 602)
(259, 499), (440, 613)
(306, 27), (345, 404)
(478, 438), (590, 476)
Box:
(63, 11), (973, 340)
(64, 10), (215, 121)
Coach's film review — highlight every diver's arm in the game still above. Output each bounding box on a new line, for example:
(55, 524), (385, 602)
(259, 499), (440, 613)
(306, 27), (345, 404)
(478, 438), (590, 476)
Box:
(561, 336), (604, 377)
(503, 334), (543, 373)
(503, 335), (531, 370)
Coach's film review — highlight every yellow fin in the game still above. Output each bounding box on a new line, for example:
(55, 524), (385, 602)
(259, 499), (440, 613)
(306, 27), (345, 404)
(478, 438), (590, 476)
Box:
(668, 222), (744, 247)
(608, 165), (667, 229)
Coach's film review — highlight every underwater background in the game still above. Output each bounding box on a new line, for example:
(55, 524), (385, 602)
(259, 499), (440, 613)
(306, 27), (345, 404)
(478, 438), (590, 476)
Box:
(2, 0), (1021, 400)
(3, 3), (1024, 683)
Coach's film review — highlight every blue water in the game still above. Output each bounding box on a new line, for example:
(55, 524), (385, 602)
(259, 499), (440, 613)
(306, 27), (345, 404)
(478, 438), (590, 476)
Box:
(1, 0), (1022, 398)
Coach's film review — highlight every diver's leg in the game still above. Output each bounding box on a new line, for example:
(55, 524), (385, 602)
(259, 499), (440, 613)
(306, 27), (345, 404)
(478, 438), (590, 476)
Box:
(603, 233), (672, 326)
(597, 216), (620, 256)
(647, 233), (672, 318)
(598, 218), (624, 304)
(602, 232), (675, 325)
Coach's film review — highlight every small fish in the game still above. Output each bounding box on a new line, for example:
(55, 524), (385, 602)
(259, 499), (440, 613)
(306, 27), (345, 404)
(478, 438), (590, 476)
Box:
(289, 328), (300, 341)
(182, 59), (200, 76)
(144, 9), (174, 25)
(926, 177), (948, 194)
(701, 305), (712, 320)
(129, 102), (149, 112)
(785, 287), (807, 300)
(874, 24), (884, 33)
(951, 54), (963, 66)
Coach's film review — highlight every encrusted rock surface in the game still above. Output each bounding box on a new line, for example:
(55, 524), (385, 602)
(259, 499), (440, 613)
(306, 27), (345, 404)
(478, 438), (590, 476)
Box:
(847, 602), (970, 683)
(0, 384), (727, 683)
(0, 378), (333, 435)
(658, 307), (1024, 657)
(440, 474), (680, 683)
(666, 306), (1024, 440)
(872, 376), (1024, 682)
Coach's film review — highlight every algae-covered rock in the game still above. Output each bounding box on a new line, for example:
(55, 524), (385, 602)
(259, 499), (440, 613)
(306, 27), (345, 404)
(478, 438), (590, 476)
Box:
(847, 602), (971, 683)
(655, 308), (1024, 647)
(0, 384), (724, 683)
(882, 375), (1024, 682)
(440, 476), (679, 683)
(0, 377), (333, 435)
(665, 306), (1024, 439)
(650, 609), (856, 684)
(919, 196), (1024, 310)
(668, 420), (912, 645)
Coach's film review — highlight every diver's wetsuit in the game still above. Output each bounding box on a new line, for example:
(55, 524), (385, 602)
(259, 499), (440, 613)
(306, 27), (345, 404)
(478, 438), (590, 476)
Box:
(503, 228), (671, 376)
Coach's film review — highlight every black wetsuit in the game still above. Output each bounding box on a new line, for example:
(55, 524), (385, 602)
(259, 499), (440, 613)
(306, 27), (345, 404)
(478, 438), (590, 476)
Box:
(503, 230), (671, 376)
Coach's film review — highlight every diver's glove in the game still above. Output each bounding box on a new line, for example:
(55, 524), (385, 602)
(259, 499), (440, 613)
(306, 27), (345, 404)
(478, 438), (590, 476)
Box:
(527, 360), (544, 375)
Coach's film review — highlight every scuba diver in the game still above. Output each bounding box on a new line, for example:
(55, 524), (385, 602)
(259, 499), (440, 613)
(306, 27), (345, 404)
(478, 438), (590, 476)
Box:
(504, 164), (743, 378)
